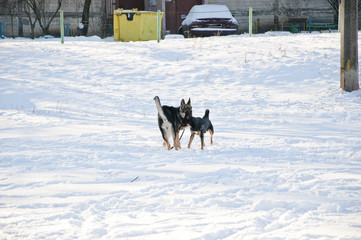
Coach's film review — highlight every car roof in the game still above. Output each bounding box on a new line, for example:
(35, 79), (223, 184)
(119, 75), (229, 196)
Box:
(183, 4), (237, 25)
(188, 4), (233, 19)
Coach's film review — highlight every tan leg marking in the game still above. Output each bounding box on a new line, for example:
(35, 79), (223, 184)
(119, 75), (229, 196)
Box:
(175, 131), (182, 149)
(164, 139), (171, 150)
(188, 131), (195, 148)
(208, 129), (213, 145)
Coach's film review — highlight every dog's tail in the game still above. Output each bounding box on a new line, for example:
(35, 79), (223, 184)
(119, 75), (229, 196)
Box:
(154, 96), (168, 122)
(204, 109), (214, 134)
(203, 109), (210, 119)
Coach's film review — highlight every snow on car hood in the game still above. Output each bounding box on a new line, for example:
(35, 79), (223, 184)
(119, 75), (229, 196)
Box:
(182, 4), (238, 25)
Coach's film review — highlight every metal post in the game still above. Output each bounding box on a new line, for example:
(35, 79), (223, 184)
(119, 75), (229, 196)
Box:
(249, 7), (253, 37)
(60, 10), (64, 44)
(340, 0), (359, 92)
(66, 23), (70, 36)
(157, 10), (161, 43)
(0, 22), (3, 39)
(338, 3), (341, 33)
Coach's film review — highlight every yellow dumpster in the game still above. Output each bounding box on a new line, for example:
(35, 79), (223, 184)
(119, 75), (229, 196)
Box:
(114, 9), (164, 42)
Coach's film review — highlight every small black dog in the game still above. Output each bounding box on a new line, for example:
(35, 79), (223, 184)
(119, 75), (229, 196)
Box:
(188, 109), (214, 150)
(154, 96), (192, 150)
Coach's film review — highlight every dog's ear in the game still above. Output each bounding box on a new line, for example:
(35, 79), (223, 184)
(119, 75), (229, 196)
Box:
(181, 99), (185, 106)
(187, 98), (191, 105)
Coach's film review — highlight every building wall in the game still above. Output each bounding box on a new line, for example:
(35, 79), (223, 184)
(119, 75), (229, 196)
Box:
(207, 0), (337, 33)
(0, 0), (360, 38)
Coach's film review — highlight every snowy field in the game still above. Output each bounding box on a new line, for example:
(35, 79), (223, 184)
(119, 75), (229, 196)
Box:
(1, 32), (361, 239)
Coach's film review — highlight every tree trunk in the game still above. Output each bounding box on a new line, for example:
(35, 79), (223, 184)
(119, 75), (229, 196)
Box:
(4, 0), (18, 38)
(18, 16), (24, 37)
(23, 2), (37, 39)
(100, 0), (106, 38)
(80, 0), (92, 36)
(10, 16), (15, 38)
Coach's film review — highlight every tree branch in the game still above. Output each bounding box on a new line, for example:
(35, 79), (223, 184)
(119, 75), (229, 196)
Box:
(325, 0), (340, 13)
(45, 0), (62, 30)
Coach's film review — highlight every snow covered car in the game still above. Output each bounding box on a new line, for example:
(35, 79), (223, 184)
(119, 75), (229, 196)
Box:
(178, 4), (239, 38)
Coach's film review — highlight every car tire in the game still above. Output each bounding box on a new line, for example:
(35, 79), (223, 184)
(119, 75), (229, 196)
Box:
(178, 26), (184, 36)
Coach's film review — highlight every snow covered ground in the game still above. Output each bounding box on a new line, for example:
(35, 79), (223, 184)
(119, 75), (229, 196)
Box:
(1, 32), (361, 239)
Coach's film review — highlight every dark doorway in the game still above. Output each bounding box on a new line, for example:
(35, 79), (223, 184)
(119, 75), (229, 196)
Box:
(116, 0), (145, 10)
(166, 0), (202, 34)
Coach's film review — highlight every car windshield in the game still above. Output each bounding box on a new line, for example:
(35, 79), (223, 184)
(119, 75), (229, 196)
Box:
(187, 5), (233, 20)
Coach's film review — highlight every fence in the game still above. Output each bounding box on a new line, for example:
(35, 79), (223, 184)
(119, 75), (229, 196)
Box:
(0, 12), (113, 38)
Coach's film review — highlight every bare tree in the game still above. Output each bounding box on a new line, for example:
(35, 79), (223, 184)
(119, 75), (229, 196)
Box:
(21, 0), (62, 36)
(3, 0), (19, 38)
(326, 0), (341, 14)
(100, 0), (106, 38)
(19, 0), (37, 39)
(326, 0), (361, 15)
(78, 0), (92, 36)
(37, 0), (62, 35)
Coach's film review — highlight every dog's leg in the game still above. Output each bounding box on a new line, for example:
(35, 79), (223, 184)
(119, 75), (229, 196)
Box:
(161, 133), (171, 150)
(175, 130), (182, 149)
(164, 139), (171, 150)
(170, 126), (178, 150)
(200, 132), (205, 150)
(209, 129), (213, 145)
(172, 135), (179, 150)
(188, 131), (195, 148)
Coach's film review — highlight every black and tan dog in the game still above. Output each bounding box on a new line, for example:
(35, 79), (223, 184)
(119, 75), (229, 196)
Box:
(188, 109), (214, 150)
(154, 96), (192, 150)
